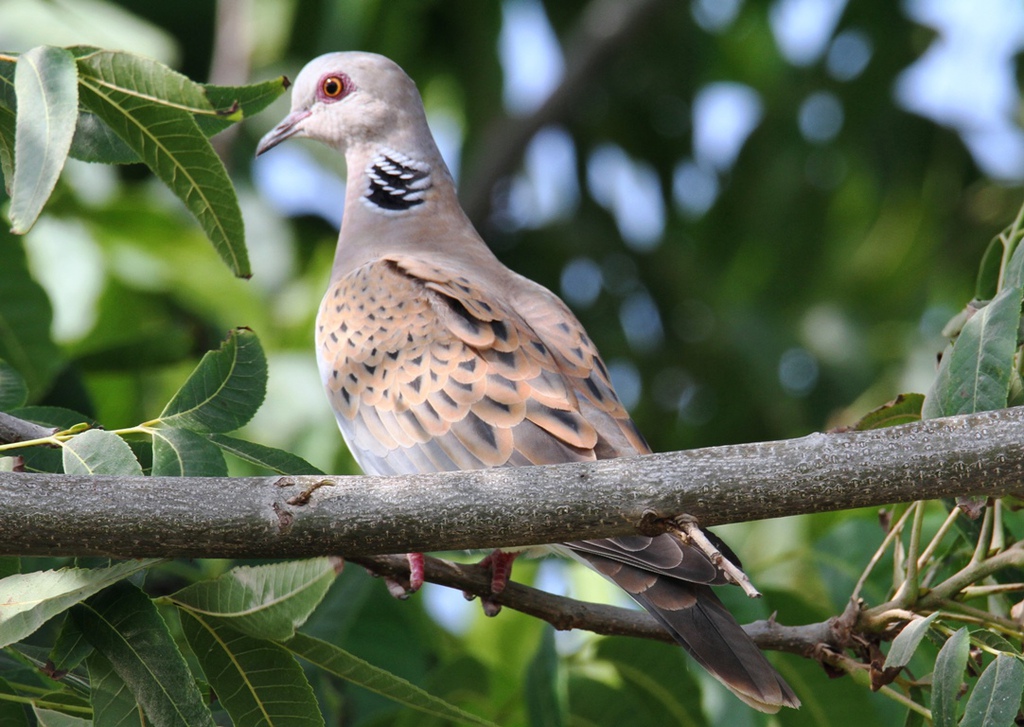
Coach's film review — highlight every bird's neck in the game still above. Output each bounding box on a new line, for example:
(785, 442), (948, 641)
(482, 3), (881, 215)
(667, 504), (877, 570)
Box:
(332, 137), (484, 276)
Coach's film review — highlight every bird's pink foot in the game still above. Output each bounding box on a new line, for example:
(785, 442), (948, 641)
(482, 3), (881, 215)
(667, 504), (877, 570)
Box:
(407, 552), (425, 591)
(464, 549), (519, 616)
(381, 552), (425, 599)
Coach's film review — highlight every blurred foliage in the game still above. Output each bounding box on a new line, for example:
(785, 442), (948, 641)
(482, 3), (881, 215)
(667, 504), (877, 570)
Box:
(1, 0), (1024, 725)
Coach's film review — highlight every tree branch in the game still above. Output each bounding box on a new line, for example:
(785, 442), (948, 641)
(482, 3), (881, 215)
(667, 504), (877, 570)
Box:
(348, 552), (840, 658)
(1, 407), (1023, 558)
(0, 412), (57, 445)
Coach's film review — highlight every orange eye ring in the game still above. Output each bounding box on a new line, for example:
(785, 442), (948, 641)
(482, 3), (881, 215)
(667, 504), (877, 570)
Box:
(321, 75), (346, 99)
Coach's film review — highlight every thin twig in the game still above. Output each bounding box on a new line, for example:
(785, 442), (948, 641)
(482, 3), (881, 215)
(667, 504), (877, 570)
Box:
(851, 505), (915, 602)
(970, 505), (995, 565)
(916, 506), (960, 571)
(0, 412), (58, 447)
(893, 503), (925, 607)
(347, 552), (839, 658)
(670, 515), (760, 597)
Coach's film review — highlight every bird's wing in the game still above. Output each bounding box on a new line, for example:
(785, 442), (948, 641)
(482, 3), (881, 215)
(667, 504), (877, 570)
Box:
(317, 254), (648, 474)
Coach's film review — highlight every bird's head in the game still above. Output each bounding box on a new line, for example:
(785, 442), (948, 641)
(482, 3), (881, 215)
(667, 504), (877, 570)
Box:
(256, 51), (427, 157)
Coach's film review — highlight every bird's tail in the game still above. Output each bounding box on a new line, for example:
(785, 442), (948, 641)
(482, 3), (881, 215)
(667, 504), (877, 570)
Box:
(568, 544), (800, 713)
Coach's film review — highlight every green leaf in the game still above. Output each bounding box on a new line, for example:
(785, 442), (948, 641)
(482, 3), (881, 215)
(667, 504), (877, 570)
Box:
(74, 49), (250, 277)
(972, 630), (1021, 656)
(207, 434), (325, 475)
(48, 614), (94, 678)
(0, 559), (159, 648)
(0, 676), (30, 727)
(169, 559), (337, 641)
(525, 627), (566, 727)
(70, 110), (139, 164)
(932, 626), (970, 727)
(151, 427), (227, 476)
(199, 77), (290, 137)
(10, 46), (78, 233)
(885, 612), (940, 670)
(0, 557), (19, 579)
(62, 429), (143, 476)
(284, 632), (498, 727)
(158, 329), (267, 433)
(72, 582), (215, 727)
(32, 708), (91, 727)
(904, 685), (926, 727)
(0, 233), (63, 397)
(88, 648), (147, 727)
(852, 393), (924, 431)
(0, 359), (29, 410)
(960, 654), (1024, 727)
(0, 59), (14, 189)
(1000, 229), (1024, 291)
(975, 236), (1004, 301)
(181, 612), (323, 727)
(923, 285), (1024, 418)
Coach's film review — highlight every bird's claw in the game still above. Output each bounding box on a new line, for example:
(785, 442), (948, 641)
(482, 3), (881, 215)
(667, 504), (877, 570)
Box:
(460, 549), (519, 616)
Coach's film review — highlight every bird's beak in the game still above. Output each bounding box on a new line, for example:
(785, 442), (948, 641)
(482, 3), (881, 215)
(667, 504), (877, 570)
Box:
(255, 109), (312, 156)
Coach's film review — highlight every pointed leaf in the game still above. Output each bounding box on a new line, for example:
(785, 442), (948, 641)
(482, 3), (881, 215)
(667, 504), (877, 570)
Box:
(48, 615), (93, 678)
(923, 285), (1024, 418)
(10, 46), (78, 233)
(972, 630), (1021, 656)
(88, 649), (148, 727)
(975, 235), (1004, 301)
(961, 654), (1024, 727)
(199, 77), (290, 137)
(885, 612), (940, 670)
(0, 233), (63, 397)
(932, 627), (970, 727)
(74, 49), (249, 277)
(0, 559), (160, 648)
(207, 434), (324, 475)
(852, 393), (924, 431)
(0, 359), (29, 410)
(1000, 229), (1024, 291)
(151, 427), (226, 476)
(72, 582), (214, 727)
(284, 633), (498, 727)
(32, 708), (91, 727)
(62, 429), (143, 476)
(158, 329), (267, 433)
(169, 559), (337, 641)
(181, 612), (323, 727)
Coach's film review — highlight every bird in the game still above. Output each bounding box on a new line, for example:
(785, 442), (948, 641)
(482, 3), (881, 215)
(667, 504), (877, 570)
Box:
(256, 51), (799, 713)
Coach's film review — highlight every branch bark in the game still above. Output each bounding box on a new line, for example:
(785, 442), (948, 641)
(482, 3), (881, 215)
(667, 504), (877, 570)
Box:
(2, 407), (1023, 558)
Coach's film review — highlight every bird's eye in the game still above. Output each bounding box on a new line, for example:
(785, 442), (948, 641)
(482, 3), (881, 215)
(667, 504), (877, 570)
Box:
(320, 75), (348, 100)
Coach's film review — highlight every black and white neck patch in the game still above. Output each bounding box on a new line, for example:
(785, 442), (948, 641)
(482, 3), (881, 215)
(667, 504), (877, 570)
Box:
(362, 149), (432, 213)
